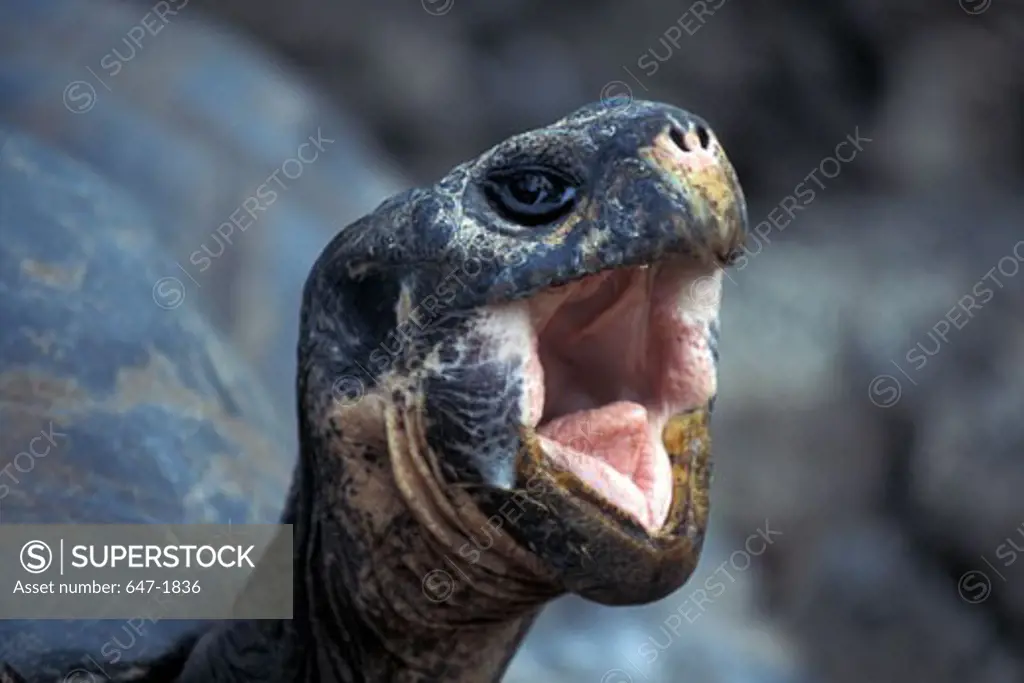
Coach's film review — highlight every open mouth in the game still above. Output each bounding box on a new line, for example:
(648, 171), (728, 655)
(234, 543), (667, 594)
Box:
(495, 260), (721, 533)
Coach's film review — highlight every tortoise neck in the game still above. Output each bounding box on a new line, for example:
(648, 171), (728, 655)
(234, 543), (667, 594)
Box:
(175, 440), (541, 683)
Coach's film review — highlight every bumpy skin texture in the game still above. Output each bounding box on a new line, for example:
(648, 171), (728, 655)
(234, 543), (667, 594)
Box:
(175, 99), (747, 683)
(0, 130), (292, 680)
(315, 98), (744, 595)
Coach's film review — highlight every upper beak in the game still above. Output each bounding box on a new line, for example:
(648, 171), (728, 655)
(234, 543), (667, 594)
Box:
(641, 118), (748, 264)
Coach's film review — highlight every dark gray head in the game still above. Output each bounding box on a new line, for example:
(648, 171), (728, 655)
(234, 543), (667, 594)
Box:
(297, 99), (747, 610)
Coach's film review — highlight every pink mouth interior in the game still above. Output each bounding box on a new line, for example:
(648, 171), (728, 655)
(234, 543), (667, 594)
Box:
(515, 262), (720, 533)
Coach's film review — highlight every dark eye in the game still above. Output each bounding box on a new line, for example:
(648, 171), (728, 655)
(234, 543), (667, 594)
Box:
(483, 166), (579, 227)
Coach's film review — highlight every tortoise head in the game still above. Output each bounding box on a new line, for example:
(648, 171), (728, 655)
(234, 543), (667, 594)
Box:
(299, 99), (747, 610)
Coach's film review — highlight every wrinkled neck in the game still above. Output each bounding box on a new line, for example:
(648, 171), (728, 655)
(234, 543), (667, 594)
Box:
(175, 428), (545, 683)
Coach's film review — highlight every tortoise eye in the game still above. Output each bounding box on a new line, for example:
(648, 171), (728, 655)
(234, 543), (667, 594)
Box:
(483, 166), (579, 227)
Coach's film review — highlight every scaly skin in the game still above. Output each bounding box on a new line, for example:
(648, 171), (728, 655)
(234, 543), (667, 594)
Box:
(12, 99), (747, 683)
(174, 99), (747, 683)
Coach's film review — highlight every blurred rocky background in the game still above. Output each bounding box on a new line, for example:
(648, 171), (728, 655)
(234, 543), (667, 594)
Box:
(2, 0), (1023, 681)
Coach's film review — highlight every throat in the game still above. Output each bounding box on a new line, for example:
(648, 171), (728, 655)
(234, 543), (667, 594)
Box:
(175, 442), (543, 683)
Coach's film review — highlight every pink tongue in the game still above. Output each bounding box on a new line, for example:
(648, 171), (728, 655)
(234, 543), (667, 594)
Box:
(538, 401), (651, 478)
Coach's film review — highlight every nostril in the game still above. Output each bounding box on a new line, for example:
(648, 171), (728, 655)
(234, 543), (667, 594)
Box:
(669, 125), (690, 153)
(695, 125), (711, 150)
(668, 123), (713, 153)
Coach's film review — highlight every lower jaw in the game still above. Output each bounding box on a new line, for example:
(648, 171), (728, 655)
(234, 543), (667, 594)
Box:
(528, 404), (710, 535)
(537, 412), (673, 533)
